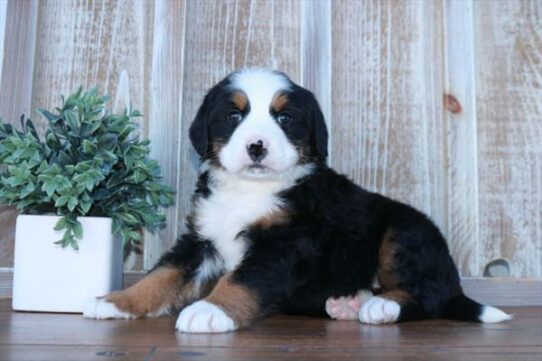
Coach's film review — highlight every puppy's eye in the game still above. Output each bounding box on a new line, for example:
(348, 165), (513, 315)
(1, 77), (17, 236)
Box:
(277, 113), (292, 126)
(227, 111), (243, 124)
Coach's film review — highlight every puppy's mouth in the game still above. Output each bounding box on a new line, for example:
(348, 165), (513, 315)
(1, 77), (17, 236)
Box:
(241, 162), (273, 177)
(247, 162), (270, 171)
(248, 163), (265, 169)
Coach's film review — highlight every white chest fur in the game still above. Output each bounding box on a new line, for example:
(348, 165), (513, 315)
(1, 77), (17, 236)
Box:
(194, 170), (288, 272)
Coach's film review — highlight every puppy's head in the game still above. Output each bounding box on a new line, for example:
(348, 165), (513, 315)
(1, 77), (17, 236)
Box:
(190, 68), (328, 180)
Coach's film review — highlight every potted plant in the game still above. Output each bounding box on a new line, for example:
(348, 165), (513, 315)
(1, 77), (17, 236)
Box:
(0, 88), (174, 312)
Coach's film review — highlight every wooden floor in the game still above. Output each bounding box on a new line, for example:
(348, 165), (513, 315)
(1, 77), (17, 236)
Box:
(0, 300), (541, 361)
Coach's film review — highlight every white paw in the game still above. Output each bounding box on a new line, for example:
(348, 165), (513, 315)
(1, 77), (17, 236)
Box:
(82, 297), (134, 320)
(326, 289), (374, 320)
(175, 300), (236, 333)
(359, 296), (400, 324)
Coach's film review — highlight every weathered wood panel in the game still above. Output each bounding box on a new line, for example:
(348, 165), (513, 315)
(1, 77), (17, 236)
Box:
(300, 0), (332, 158)
(331, 1), (447, 236)
(474, 0), (542, 277)
(143, 0), (187, 269)
(0, 0), (8, 87)
(0, 0), (38, 268)
(442, 0), (479, 276)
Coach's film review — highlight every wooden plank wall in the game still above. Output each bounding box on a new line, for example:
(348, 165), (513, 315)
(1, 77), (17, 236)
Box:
(0, 0), (540, 279)
(473, 0), (542, 278)
(0, 0), (38, 270)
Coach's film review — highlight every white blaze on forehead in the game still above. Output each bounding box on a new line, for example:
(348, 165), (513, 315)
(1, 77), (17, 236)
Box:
(230, 68), (290, 111)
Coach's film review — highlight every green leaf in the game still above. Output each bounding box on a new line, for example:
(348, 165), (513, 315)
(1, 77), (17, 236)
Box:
(98, 133), (118, 151)
(80, 121), (102, 137)
(54, 195), (70, 207)
(64, 86), (82, 108)
(56, 151), (72, 165)
(38, 108), (61, 123)
(43, 182), (56, 198)
(54, 216), (69, 231)
(80, 200), (91, 214)
(70, 237), (79, 251)
(64, 110), (80, 131)
(24, 119), (39, 139)
(73, 220), (83, 239)
(20, 183), (36, 198)
(133, 170), (146, 183)
(82, 139), (97, 154)
(67, 196), (78, 211)
(28, 150), (42, 168)
(119, 212), (138, 224)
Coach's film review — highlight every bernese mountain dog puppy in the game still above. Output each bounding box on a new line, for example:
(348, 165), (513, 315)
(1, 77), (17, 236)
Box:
(84, 68), (511, 332)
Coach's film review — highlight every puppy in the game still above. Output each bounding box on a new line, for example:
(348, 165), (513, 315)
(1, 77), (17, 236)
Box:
(84, 68), (511, 332)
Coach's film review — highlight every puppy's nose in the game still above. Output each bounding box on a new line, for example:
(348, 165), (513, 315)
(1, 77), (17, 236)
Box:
(247, 140), (268, 162)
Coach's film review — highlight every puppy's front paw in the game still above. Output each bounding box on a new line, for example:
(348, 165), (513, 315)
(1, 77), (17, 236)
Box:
(175, 300), (236, 333)
(82, 297), (134, 320)
(359, 296), (400, 324)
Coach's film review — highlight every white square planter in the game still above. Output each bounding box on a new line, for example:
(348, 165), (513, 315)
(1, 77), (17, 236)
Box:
(12, 215), (123, 313)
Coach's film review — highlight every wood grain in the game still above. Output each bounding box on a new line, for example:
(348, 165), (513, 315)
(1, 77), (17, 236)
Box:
(143, 0), (186, 269)
(0, 299), (540, 361)
(0, 0), (38, 268)
(0, 269), (13, 298)
(443, 0), (479, 276)
(300, 0), (332, 160)
(0, 0), (37, 123)
(474, 0), (542, 277)
(0, 0), (7, 86)
(332, 0), (447, 239)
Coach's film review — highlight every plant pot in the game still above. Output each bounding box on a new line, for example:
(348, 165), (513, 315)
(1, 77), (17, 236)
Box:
(12, 215), (123, 313)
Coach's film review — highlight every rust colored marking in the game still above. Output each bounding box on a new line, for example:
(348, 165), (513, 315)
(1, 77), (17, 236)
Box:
(232, 92), (248, 110)
(444, 93), (462, 114)
(378, 230), (398, 289)
(253, 208), (290, 229)
(105, 267), (197, 317)
(206, 274), (260, 328)
(210, 140), (226, 163)
(380, 289), (412, 305)
(271, 93), (288, 112)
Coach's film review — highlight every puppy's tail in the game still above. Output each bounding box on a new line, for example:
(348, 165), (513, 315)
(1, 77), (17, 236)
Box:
(442, 294), (512, 323)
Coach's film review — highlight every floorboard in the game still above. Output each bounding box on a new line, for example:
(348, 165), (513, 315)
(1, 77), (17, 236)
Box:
(0, 299), (540, 361)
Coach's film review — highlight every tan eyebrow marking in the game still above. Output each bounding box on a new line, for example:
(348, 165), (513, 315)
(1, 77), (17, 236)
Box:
(232, 92), (248, 110)
(271, 92), (288, 112)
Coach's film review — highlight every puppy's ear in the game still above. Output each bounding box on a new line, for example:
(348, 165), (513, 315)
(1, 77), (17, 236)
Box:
(189, 99), (210, 158)
(309, 94), (329, 162)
